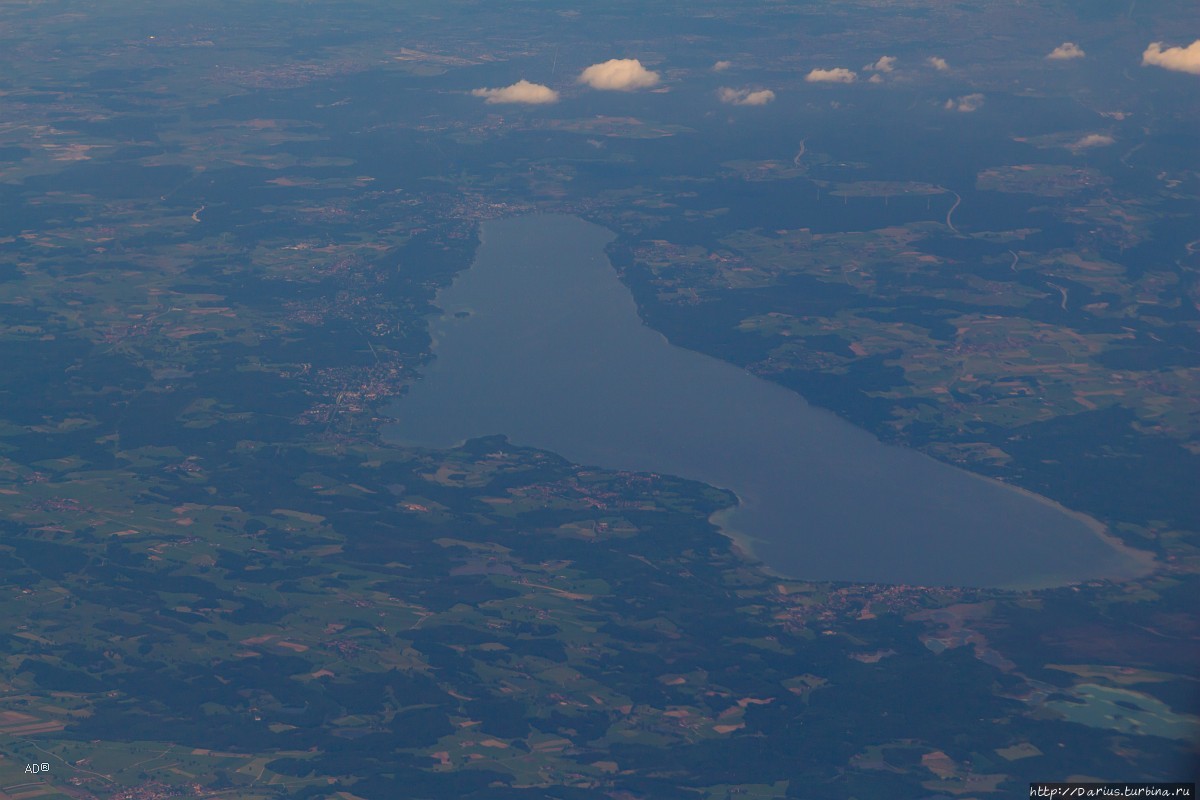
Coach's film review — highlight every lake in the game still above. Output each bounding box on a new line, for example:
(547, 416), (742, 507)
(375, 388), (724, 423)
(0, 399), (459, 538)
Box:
(385, 214), (1148, 588)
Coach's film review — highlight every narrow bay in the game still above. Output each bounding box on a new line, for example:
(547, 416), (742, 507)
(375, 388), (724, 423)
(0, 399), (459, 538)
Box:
(385, 214), (1147, 588)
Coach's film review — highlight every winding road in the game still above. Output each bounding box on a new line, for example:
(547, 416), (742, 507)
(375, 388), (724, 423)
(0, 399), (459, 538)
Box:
(1047, 282), (1069, 311)
(945, 191), (962, 234)
(793, 138), (807, 167)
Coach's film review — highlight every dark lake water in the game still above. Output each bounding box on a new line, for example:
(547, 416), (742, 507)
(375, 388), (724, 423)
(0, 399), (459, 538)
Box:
(385, 214), (1148, 588)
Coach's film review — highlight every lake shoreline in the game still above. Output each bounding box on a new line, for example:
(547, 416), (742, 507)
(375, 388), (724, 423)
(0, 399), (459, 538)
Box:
(386, 213), (1154, 589)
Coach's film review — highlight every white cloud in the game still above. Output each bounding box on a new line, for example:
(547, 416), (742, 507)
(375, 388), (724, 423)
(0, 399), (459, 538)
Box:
(712, 60), (732, 72)
(805, 67), (857, 83)
(1071, 133), (1115, 148)
(1142, 40), (1200, 75)
(868, 74), (884, 84)
(1047, 42), (1086, 60)
(471, 79), (559, 105)
(927, 56), (950, 71)
(718, 87), (775, 106)
(577, 58), (660, 91)
(944, 93), (984, 112)
(864, 56), (897, 73)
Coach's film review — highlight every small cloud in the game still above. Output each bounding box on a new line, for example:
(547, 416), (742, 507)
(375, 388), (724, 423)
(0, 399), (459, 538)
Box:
(718, 87), (776, 106)
(1071, 133), (1115, 149)
(868, 74), (884, 84)
(864, 56), (897, 73)
(712, 60), (733, 72)
(944, 93), (984, 112)
(1047, 42), (1086, 60)
(578, 58), (660, 91)
(1142, 40), (1200, 75)
(805, 67), (857, 83)
(927, 56), (950, 71)
(471, 79), (559, 105)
